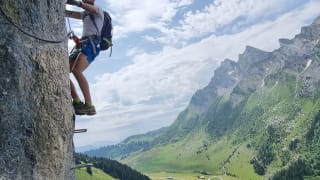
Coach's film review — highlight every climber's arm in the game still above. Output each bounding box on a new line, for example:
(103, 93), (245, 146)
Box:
(66, 0), (100, 14)
(80, 3), (100, 14)
(65, 10), (81, 19)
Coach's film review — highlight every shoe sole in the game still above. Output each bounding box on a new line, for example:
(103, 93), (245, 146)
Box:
(75, 112), (86, 115)
(86, 112), (96, 116)
(73, 106), (96, 116)
(75, 110), (86, 115)
(75, 110), (96, 116)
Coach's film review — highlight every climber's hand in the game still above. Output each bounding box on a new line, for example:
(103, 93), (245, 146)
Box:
(67, 0), (81, 7)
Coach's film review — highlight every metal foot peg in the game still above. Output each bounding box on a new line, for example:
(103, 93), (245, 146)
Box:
(74, 129), (87, 133)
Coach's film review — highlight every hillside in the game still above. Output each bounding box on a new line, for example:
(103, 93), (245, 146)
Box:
(75, 153), (150, 180)
(76, 167), (116, 180)
(86, 16), (320, 179)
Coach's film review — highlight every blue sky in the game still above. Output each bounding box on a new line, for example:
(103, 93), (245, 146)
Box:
(66, 0), (320, 150)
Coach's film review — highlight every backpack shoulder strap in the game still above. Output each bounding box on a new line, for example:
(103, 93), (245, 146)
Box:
(88, 13), (100, 36)
(82, 11), (99, 36)
(82, 11), (90, 20)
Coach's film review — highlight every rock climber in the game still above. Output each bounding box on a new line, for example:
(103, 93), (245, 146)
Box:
(65, 0), (104, 115)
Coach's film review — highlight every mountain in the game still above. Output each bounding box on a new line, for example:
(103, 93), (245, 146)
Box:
(76, 145), (98, 153)
(86, 17), (320, 179)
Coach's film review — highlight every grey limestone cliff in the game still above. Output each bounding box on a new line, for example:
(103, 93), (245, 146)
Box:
(0, 1), (74, 180)
(190, 16), (320, 114)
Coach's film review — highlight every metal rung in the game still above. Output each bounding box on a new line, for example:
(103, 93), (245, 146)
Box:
(71, 163), (93, 169)
(74, 129), (87, 133)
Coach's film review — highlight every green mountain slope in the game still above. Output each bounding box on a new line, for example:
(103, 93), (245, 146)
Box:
(86, 17), (320, 179)
(75, 153), (150, 180)
(76, 167), (116, 180)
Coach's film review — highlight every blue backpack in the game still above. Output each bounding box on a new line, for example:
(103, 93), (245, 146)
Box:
(89, 11), (113, 56)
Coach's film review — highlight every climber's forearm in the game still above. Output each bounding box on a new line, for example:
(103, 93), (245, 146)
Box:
(65, 10), (81, 19)
(80, 2), (100, 14)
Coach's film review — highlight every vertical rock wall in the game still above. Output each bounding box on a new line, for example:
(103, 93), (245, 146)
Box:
(0, 0), (74, 179)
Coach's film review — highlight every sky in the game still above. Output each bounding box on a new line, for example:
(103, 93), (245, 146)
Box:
(66, 0), (320, 151)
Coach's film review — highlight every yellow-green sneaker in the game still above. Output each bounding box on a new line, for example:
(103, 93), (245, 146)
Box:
(83, 104), (96, 116)
(73, 101), (86, 115)
(73, 101), (96, 116)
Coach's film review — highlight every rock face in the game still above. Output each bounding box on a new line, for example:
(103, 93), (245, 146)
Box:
(0, 1), (74, 180)
(190, 59), (239, 113)
(192, 17), (320, 111)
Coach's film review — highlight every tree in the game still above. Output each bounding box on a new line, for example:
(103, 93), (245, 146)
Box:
(86, 167), (93, 175)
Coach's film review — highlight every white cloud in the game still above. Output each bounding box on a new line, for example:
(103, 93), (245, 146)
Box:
(103, 0), (193, 38)
(155, 0), (310, 45)
(74, 0), (320, 147)
(126, 47), (144, 57)
(103, 0), (312, 46)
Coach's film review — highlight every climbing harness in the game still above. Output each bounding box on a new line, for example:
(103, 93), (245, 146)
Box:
(67, 17), (81, 47)
(0, 5), (65, 43)
(66, 17), (82, 72)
